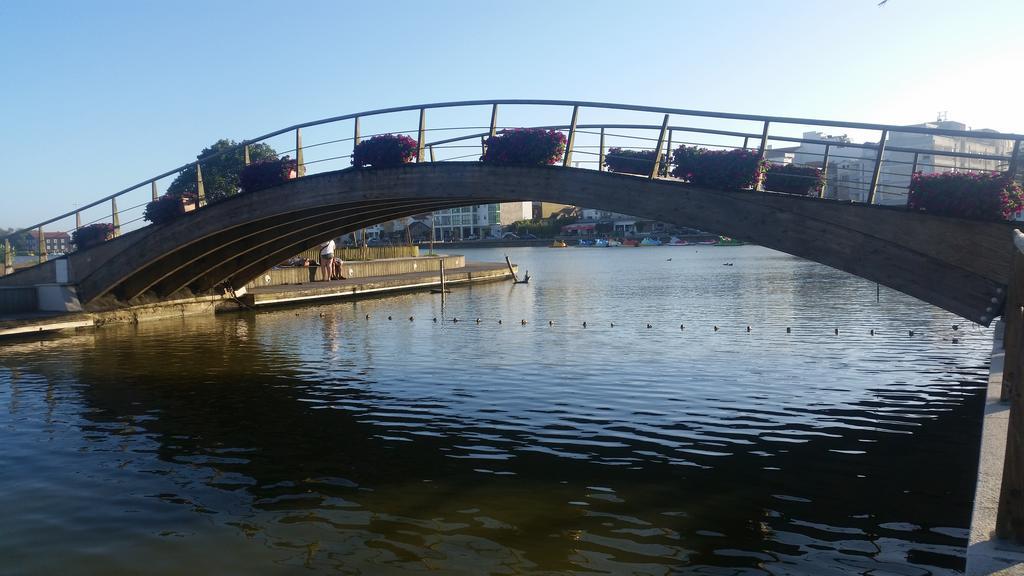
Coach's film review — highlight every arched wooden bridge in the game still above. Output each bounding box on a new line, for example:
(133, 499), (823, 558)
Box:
(1, 99), (1022, 325)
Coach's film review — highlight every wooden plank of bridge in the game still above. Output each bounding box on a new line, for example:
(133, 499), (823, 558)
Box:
(997, 230), (1024, 543)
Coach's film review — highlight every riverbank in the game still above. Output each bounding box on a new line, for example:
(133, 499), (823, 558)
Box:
(0, 259), (514, 338)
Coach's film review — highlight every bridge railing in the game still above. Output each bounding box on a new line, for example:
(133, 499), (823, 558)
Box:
(4, 100), (1022, 265)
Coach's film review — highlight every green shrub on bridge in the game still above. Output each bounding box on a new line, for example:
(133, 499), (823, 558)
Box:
(908, 171), (1023, 221)
(144, 193), (195, 225)
(481, 129), (566, 166)
(72, 223), (115, 250)
(671, 145), (765, 190)
(604, 148), (657, 175)
(239, 156), (298, 193)
(351, 134), (418, 168)
(764, 164), (825, 196)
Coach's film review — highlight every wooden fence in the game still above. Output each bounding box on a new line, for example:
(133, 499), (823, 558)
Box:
(295, 245), (419, 262)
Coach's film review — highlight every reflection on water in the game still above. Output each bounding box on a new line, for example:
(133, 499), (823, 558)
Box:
(0, 247), (989, 574)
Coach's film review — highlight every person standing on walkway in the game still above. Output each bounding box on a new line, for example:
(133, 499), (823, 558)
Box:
(319, 238), (336, 282)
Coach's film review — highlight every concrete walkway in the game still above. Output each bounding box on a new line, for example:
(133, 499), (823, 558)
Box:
(968, 320), (1024, 575)
(242, 262), (513, 307)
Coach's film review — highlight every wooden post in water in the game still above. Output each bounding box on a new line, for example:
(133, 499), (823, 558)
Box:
(997, 230), (1024, 543)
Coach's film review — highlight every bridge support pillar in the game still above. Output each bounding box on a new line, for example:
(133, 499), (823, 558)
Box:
(997, 230), (1024, 544)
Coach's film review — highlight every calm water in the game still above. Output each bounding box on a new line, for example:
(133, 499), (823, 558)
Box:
(0, 246), (991, 575)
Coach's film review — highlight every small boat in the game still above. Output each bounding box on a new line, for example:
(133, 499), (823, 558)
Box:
(577, 238), (595, 247)
(697, 239), (717, 245)
(550, 240), (568, 248)
(607, 239), (622, 247)
(622, 239), (640, 247)
(714, 236), (746, 246)
(640, 237), (663, 246)
(594, 238), (609, 248)
(667, 236), (692, 246)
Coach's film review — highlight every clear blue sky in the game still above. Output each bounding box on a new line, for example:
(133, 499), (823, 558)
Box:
(1, 0), (1021, 228)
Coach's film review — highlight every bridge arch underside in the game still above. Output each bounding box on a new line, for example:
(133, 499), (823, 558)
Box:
(74, 164), (1014, 324)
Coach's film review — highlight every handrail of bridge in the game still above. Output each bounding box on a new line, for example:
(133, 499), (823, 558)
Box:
(4, 99), (1023, 256)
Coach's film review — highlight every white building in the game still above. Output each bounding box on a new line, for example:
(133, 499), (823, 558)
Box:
(786, 122), (1014, 205)
(431, 202), (532, 240)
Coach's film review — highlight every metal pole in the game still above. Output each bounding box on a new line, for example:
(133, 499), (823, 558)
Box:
(196, 162), (206, 207)
(439, 257), (447, 301)
(243, 144), (251, 166)
(650, 114), (670, 180)
(430, 214), (435, 256)
(563, 105), (580, 168)
(295, 128), (304, 176)
(742, 136), (749, 150)
(151, 181), (159, 201)
(755, 121), (770, 191)
(353, 116), (361, 146)
(819, 144), (831, 199)
(867, 129), (888, 205)
(111, 198), (120, 237)
(75, 211), (81, 230)
(416, 108), (426, 162)
(429, 145), (435, 162)
(598, 127), (606, 171)
(488, 103), (498, 137)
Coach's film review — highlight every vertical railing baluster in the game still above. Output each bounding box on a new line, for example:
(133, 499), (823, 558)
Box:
(489, 104), (498, 138)
(295, 128), (304, 176)
(196, 162), (206, 207)
(819, 144), (831, 199)
(598, 127), (606, 172)
(111, 198), (120, 237)
(353, 117), (360, 147)
(664, 129), (673, 177)
(480, 136), (486, 159)
(906, 151), (920, 208)
(429, 145), (435, 163)
(416, 108), (426, 163)
(243, 144), (251, 166)
(75, 211), (82, 230)
(151, 181), (158, 201)
(742, 136), (749, 150)
(650, 114), (670, 180)
(2, 239), (12, 276)
(37, 226), (46, 264)
(755, 121), (771, 191)
(867, 129), (888, 205)
(563, 106), (580, 168)
(1009, 140), (1021, 180)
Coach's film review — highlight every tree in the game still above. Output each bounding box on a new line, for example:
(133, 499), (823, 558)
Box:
(0, 227), (35, 255)
(167, 139), (278, 203)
